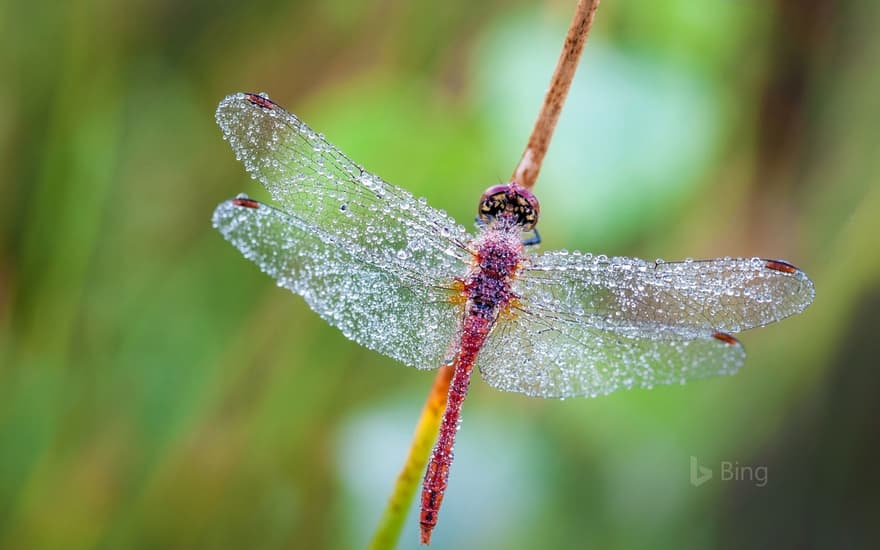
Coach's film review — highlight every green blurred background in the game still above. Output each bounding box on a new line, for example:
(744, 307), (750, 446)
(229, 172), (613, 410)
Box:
(2, 0), (879, 548)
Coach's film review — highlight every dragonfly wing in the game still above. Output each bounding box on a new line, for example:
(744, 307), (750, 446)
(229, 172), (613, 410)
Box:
(216, 93), (471, 284)
(213, 198), (462, 370)
(517, 252), (814, 337)
(477, 312), (745, 398)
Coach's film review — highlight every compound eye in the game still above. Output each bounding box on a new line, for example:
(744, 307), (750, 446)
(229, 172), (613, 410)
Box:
(478, 183), (540, 231)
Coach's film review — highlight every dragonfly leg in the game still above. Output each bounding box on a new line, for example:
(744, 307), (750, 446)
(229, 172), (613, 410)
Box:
(521, 227), (541, 246)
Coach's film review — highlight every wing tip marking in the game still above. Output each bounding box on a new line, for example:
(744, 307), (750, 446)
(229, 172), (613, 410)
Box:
(764, 259), (798, 274)
(231, 197), (261, 209)
(712, 331), (740, 346)
(243, 93), (277, 110)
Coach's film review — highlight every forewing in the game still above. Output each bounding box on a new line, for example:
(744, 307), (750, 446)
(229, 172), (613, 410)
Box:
(216, 92), (471, 285)
(477, 311), (745, 398)
(213, 198), (462, 370)
(517, 252), (814, 337)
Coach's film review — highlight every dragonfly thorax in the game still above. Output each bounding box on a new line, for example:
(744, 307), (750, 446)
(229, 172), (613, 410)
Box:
(463, 229), (523, 317)
(478, 182), (540, 232)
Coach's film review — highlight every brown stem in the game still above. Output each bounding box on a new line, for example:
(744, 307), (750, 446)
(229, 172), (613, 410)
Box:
(511, 0), (601, 191)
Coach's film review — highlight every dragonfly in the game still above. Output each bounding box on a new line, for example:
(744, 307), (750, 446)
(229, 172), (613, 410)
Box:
(212, 92), (815, 545)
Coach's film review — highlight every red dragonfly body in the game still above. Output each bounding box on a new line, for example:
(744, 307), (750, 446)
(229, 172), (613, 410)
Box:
(420, 209), (529, 543)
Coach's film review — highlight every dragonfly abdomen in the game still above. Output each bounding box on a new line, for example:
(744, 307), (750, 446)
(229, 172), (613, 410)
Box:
(419, 310), (494, 545)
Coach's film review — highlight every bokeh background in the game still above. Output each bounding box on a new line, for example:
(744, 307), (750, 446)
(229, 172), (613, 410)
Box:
(2, 0), (879, 548)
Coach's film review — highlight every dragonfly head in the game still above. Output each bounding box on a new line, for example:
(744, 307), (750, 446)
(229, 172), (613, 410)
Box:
(478, 183), (540, 232)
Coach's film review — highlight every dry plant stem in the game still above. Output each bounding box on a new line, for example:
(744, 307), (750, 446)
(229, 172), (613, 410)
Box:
(367, 364), (454, 550)
(370, 2), (601, 547)
(512, 0), (601, 191)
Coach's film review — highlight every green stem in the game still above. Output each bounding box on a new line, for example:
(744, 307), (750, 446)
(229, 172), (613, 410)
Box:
(367, 365), (453, 550)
